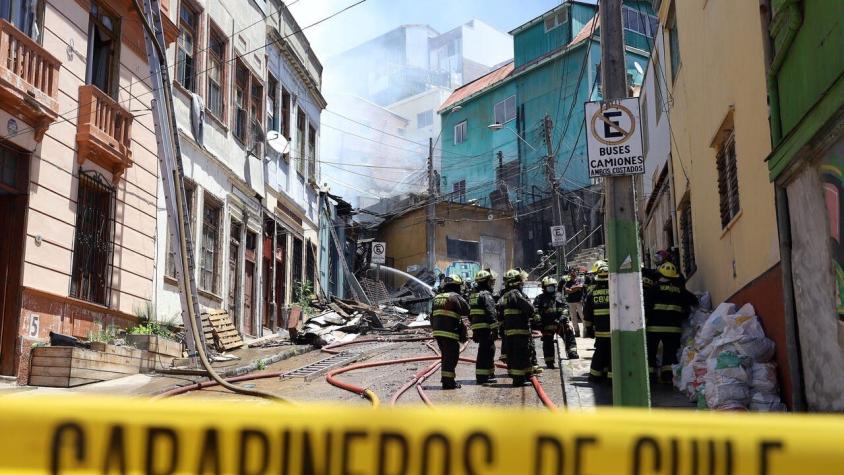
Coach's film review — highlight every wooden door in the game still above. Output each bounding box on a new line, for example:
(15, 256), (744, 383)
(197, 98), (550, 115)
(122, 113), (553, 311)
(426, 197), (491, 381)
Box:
(0, 148), (27, 376)
(243, 231), (257, 336)
(262, 232), (272, 329)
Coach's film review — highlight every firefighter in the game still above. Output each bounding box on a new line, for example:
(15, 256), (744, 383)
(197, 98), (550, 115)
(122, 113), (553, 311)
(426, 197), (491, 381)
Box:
(581, 259), (606, 339)
(644, 262), (698, 383)
(497, 269), (538, 387)
(431, 274), (470, 389)
(563, 268), (586, 337)
(583, 263), (610, 382)
(533, 277), (579, 369)
(469, 270), (498, 384)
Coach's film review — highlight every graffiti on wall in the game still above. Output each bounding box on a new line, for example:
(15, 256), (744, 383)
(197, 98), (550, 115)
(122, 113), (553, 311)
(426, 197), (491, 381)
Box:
(821, 149), (844, 339)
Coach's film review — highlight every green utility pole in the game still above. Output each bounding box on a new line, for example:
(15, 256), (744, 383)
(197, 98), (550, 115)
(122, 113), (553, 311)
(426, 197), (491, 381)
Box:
(600, 0), (651, 407)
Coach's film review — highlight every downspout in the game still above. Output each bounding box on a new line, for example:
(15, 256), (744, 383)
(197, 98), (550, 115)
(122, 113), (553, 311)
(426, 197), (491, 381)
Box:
(761, 0), (807, 411)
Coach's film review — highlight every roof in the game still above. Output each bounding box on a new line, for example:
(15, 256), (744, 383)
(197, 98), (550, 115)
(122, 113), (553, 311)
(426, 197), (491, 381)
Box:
(438, 14), (599, 112)
(438, 61), (515, 113)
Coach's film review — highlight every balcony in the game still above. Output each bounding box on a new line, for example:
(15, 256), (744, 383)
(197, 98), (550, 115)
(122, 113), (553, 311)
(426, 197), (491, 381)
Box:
(76, 85), (134, 184)
(0, 20), (60, 141)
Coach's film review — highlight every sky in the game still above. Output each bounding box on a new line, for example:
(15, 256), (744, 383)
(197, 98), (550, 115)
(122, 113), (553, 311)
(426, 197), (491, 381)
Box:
(288, 0), (569, 59)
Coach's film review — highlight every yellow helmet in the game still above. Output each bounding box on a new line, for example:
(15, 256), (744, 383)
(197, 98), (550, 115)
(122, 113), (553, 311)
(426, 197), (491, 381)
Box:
(504, 269), (524, 286)
(475, 269), (493, 284)
(595, 264), (609, 281)
(658, 262), (679, 279)
(541, 277), (558, 288)
(590, 259), (607, 273)
(443, 274), (464, 286)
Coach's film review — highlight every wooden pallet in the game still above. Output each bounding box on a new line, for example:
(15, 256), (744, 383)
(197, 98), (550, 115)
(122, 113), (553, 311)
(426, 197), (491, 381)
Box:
(200, 309), (244, 352)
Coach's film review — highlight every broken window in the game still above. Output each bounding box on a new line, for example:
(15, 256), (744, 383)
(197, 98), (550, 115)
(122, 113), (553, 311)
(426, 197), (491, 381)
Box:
(70, 171), (114, 306)
(446, 237), (479, 262)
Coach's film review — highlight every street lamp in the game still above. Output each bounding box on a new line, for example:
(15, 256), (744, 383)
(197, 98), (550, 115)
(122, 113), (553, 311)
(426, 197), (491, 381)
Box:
(488, 122), (537, 151)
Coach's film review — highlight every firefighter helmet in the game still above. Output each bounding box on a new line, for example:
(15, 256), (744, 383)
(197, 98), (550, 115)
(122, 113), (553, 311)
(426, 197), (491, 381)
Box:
(443, 274), (464, 286)
(475, 270), (493, 284)
(595, 264), (609, 281)
(658, 262), (679, 279)
(541, 277), (558, 288)
(503, 269), (524, 286)
(590, 259), (607, 273)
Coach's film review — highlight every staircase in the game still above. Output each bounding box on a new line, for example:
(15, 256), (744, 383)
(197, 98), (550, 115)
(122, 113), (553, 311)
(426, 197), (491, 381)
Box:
(567, 245), (605, 272)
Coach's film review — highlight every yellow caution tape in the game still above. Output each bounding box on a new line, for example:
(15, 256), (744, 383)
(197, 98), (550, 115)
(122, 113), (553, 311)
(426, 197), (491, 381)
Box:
(0, 396), (841, 474)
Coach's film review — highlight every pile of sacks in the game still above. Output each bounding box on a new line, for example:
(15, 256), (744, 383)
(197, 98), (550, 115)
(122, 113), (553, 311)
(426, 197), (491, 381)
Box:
(673, 296), (786, 411)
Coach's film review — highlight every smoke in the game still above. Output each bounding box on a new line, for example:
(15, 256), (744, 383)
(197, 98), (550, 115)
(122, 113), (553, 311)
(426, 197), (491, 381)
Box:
(288, 0), (562, 208)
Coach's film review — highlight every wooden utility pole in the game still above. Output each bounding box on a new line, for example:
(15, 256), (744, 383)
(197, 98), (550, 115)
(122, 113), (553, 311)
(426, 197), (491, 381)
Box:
(426, 137), (436, 274)
(543, 114), (566, 280)
(600, 0), (651, 407)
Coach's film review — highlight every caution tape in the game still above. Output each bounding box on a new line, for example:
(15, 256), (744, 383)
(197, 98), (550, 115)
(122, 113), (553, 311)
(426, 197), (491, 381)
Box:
(0, 396), (841, 474)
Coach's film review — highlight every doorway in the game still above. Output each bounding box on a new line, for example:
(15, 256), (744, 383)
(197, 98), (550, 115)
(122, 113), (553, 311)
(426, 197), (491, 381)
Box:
(243, 231), (257, 336)
(0, 146), (28, 376)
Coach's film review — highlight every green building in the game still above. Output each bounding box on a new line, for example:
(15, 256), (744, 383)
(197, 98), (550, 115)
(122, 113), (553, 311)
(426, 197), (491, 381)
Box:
(765, 0), (844, 411)
(437, 0), (655, 266)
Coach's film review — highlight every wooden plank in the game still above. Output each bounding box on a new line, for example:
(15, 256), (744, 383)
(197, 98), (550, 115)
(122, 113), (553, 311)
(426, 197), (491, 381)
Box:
(32, 348), (142, 367)
(69, 367), (132, 381)
(31, 356), (138, 374)
(89, 342), (143, 358)
(29, 375), (70, 387)
(30, 365), (70, 378)
(31, 347), (73, 358)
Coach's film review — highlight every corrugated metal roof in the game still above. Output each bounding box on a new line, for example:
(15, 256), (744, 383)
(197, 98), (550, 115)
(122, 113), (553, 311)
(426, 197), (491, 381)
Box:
(438, 61), (515, 112)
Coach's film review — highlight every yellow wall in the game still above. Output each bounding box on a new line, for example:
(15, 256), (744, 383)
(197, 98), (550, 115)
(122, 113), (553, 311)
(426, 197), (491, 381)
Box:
(658, 0), (780, 304)
(376, 203), (515, 277)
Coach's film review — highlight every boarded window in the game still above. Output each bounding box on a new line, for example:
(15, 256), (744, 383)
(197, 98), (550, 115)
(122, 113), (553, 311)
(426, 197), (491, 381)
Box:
(716, 133), (740, 228)
(679, 198), (696, 276)
(70, 171), (114, 305)
(446, 237), (479, 262)
(493, 96), (516, 125)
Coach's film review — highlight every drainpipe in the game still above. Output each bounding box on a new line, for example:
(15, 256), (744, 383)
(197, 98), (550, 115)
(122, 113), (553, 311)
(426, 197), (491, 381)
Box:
(761, 0), (807, 411)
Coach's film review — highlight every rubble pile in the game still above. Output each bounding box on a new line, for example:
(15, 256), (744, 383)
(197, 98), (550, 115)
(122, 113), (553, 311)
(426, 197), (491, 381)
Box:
(673, 295), (786, 411)
(297, 298), (428, 347)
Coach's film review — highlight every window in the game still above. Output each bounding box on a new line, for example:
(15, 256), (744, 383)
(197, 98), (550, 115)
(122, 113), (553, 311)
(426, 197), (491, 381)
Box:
(1, 0), (43, 40)
(70, 171), (114, 306)
(641, 96), (649, 157)
(177, 3), (198, 92)
(446, 237), (479, 261)
(306, 239), (317, 288)
(453, 179), (466, 203)
(307, 124), (316, 180)
(250, 80), (264, 155)
(493, 96), (516, 125)
(654, 55), (664, 122)
(292, 236), (304, 293)
(234, 61), (248, 142)
(417, 110), (433, 128)
(281, 88), (291, 139)
(296, 108), (306, 175)
(227, 221), (242, 321)
(668, 2), (681, 82)
(679, 198), (696, 276)
(544, 9), (567, 32)
(86, 1), (119, 98)
(454, 120), (467, 145)
(267, 76), (279, 132)
(623, 5), (658, 38)
(716, 133), (740, 228)
(165, 182), (195, 278)
(207, 26), (226, 119)
(199, 195), (221, 293)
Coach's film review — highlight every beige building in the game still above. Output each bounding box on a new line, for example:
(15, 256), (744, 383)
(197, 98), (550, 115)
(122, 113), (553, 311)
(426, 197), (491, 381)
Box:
(0, 0), (179, 382)
(653, 0), (792, 404)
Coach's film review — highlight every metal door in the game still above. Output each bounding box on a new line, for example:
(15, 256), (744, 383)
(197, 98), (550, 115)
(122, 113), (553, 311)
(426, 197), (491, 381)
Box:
(479, 235), (506, 285)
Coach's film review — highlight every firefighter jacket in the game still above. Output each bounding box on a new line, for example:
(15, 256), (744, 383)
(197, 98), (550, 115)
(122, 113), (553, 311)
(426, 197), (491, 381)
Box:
(583, 279), (610, 337)
(432, 292), (469, 341)
(469, 288), (497, 333)
(641, 268), (660, 291)
(643, 278), (698, 333)
(497, 287), (538, 337)
(533, 292), (565, 331)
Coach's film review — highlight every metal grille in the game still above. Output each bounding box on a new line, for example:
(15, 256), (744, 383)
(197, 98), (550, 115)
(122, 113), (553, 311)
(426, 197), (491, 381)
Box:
(280, 352), (360, 381)
(716, 134), (740, 228)
(70, 170), (115, 306)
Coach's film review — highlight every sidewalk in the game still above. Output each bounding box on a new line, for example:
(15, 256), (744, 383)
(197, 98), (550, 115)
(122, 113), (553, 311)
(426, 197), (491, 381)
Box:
(0, 342), (313, 398)
(562, 336), (695, 409)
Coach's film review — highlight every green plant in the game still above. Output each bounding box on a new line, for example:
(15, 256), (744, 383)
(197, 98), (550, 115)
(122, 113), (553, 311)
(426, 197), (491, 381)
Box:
(88, 324), (118, 344)
(293, 280), (316, 314)
(256, 360), (267, 371)
(128, 302), (179, 338)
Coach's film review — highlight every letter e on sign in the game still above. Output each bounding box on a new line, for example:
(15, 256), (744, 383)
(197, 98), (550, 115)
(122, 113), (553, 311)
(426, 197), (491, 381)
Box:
(584, 98), (645, 178)
(372, 242), (386, 265)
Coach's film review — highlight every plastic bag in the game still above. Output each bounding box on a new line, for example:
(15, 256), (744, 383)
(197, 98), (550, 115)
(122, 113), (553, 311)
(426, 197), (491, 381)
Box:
(704, 350), (751, 410)
(695, 303), (737, 349)
(750, 362), (778, 393)
(750, 391), (786, 412)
